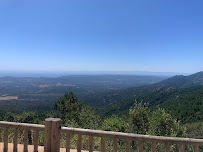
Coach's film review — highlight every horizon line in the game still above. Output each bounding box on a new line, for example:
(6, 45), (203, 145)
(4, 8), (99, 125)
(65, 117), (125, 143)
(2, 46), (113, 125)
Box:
(0, 70), (191, 77)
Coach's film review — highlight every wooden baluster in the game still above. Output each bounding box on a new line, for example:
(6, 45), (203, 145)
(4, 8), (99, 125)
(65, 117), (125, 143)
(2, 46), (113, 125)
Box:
(77, 134), (82, 152)
(194, 145), (199, 152)
(3, 127), (8, 152)
(165, 143), (170, 152)
(152, 142), (157, 152)
(126, 139), (130, 152)
(113, 138), (117, 152)
(66, 133), (71, 152)
(138, 141), (143, 152)
(179, 144), (185, 152)
(33, 130), (39, 152)
(101, 137), (105, 152)
(23, 129), (28, 152)
(89, 135), (94, 152)
(13, 128), (18, 152)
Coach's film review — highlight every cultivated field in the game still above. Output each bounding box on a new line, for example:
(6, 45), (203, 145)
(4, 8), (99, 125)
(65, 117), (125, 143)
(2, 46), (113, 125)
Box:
(0, 96), (18, 101)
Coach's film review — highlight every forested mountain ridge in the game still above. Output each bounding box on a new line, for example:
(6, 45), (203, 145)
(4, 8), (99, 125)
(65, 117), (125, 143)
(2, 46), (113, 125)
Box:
(101, 85), (203, 123)
(100, 72), (203, 123)
(157, 71), (203, 88)
(100, 72), (203, 112)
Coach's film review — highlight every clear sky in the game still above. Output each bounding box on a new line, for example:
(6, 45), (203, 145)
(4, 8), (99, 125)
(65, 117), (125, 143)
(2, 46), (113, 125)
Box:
(0, 0), (203, 74)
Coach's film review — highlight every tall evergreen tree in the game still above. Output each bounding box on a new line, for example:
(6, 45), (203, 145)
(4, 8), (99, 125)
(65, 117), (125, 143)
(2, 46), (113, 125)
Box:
(54, 92), (82, 123)
(129, 101), (149, 134)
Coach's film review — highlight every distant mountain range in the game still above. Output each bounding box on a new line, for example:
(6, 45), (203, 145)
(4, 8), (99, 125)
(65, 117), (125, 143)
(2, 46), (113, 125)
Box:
(100, 71), (203, 123)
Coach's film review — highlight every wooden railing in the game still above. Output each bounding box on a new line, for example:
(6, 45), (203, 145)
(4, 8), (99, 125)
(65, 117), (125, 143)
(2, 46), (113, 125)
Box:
(0, 120), (44, 152)
(0, 118), (203, 152)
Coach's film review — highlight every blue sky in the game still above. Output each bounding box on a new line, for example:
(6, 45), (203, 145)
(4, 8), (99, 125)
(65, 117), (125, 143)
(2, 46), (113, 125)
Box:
(0, 0), (203, 74)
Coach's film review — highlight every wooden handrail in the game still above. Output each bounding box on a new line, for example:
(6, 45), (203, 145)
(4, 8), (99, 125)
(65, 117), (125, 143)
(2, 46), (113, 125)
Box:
(0, 119), (203, 152)
(60, 126), (203, 145)
(0, 121), (44, 152)
(0, 121), (44, 130)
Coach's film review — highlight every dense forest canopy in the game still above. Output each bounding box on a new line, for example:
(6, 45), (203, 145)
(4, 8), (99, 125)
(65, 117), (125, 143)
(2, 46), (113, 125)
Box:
(0, 92), (185, 138)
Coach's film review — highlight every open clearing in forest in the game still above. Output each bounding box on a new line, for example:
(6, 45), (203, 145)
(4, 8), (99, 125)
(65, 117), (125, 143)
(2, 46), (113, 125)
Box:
(0, 96), (18, 101)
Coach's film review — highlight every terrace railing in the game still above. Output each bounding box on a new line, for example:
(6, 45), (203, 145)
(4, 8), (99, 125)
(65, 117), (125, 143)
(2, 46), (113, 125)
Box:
(0, 118), (203, 152)
(0, 120), (44, 152)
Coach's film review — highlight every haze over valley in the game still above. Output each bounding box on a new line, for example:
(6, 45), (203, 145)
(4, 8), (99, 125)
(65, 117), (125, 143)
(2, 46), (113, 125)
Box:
(0, 74), (168, 112)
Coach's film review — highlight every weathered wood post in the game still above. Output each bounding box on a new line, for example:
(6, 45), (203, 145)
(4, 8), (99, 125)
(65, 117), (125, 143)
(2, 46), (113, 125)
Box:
(45, 118), (52, 152)
(44, 118), (61, 152)
(51, 118), (61, 152)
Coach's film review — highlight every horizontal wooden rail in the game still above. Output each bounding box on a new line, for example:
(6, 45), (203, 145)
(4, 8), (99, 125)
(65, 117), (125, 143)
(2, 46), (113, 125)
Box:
(60, 126), (203, 146)
(0, 121), (45, 131)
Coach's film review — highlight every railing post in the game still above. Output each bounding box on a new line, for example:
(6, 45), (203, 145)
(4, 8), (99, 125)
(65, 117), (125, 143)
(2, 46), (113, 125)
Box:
(51, 118), (61, 152)
(44, 118), (61, 152)
(45, 118), (52, 152)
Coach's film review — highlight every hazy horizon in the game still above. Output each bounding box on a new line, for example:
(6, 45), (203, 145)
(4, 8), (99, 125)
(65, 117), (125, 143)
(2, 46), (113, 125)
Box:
(0, 70), (191, 77)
